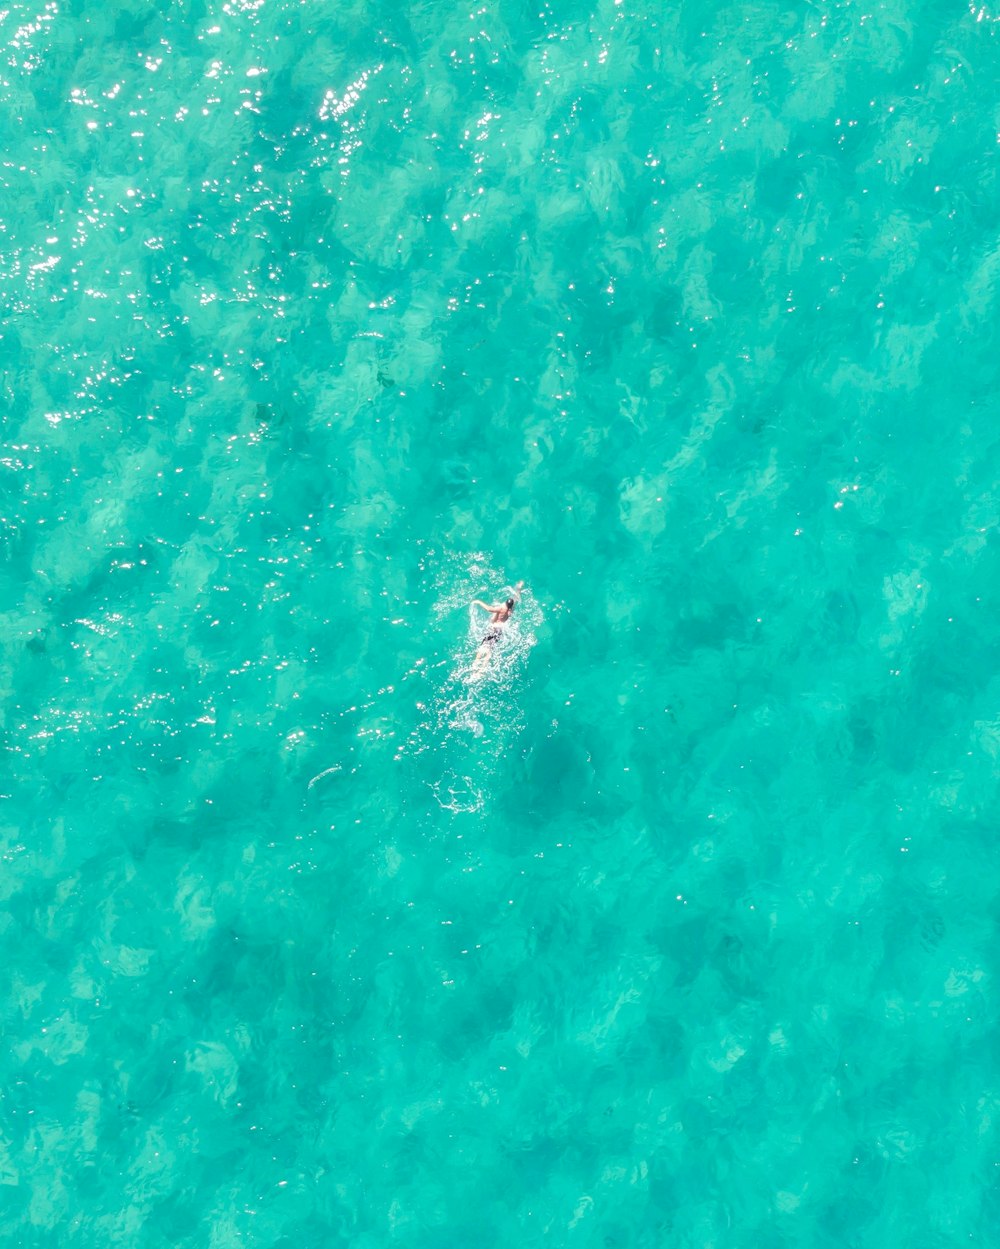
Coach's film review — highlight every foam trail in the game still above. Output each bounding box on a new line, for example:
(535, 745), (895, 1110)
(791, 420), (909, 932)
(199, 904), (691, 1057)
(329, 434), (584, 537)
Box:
(306, 764), (342, 790)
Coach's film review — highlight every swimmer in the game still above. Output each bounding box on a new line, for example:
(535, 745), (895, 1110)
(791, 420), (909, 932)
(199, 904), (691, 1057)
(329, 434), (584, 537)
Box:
(469, 581), (524, 677)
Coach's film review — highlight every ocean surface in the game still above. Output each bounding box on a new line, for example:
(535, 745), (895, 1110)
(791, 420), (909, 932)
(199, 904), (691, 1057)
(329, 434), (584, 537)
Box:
(3, 0), (1000, 1244)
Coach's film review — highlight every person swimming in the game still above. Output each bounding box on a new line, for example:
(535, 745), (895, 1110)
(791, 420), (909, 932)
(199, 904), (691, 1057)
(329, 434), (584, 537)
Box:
(469, 581), (524, 676)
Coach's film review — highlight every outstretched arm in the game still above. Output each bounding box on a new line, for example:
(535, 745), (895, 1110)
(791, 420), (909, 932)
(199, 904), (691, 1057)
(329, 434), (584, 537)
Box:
(471, 599), (503, 612)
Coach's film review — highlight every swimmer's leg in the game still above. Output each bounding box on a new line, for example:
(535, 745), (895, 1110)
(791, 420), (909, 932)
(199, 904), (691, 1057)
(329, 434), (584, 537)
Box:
(470, 644), (492, 678)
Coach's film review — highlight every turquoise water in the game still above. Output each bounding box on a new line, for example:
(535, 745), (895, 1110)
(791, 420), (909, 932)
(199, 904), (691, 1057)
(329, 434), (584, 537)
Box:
(4, 0), (1000, 1242)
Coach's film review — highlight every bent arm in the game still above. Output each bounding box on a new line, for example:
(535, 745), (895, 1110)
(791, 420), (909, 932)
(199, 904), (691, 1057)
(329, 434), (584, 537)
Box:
(471, 599), (502, 612)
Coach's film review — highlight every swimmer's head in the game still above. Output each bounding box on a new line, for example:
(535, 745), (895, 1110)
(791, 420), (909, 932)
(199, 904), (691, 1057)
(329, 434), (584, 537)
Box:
(506, 598), (515, 611)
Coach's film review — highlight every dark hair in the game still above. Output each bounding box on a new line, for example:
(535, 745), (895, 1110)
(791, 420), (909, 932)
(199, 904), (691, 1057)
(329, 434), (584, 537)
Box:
(506, 598), (515, 610)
